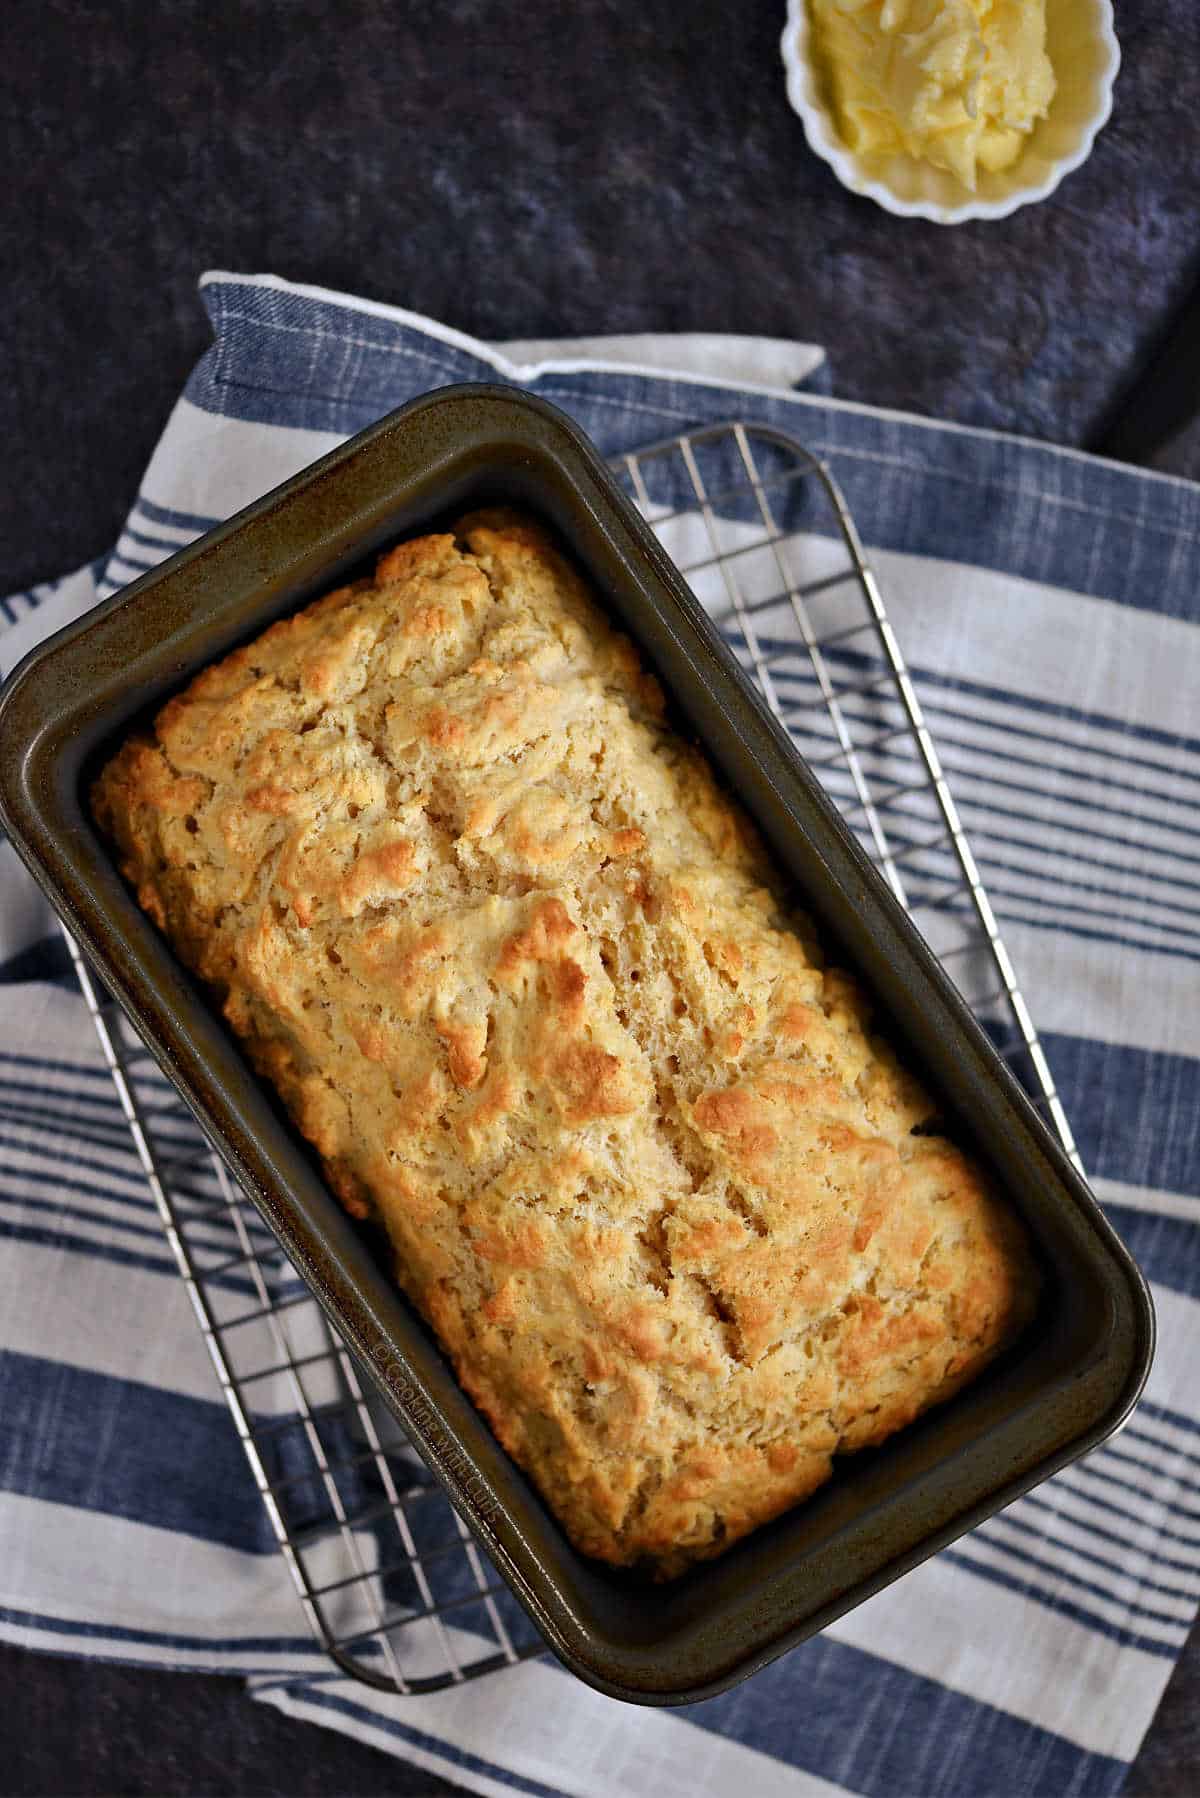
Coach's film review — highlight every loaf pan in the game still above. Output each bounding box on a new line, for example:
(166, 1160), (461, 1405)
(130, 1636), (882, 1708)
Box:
(0, 386), (1154, 1704)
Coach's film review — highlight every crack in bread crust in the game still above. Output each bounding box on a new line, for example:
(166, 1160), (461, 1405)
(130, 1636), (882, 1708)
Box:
(92, 509), (1037, 1578)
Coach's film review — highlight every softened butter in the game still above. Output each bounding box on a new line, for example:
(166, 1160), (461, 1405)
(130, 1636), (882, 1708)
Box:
(809, 0), (1057, 192)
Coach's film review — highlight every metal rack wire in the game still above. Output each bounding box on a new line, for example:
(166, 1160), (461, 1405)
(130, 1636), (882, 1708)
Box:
(68, 419), (1079, 1698)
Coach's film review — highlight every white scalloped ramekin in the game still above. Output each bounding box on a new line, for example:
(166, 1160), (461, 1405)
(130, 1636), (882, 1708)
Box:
(781, 0), (1120, 224)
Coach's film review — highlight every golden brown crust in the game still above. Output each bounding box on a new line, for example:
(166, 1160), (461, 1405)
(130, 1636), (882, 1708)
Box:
(92, 509), (1035, 1577)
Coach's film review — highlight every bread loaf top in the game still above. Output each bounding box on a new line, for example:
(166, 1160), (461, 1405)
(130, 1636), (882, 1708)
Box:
(93, 511), (1032, 1575)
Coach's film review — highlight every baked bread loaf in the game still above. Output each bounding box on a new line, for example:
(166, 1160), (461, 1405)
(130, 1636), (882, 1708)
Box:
(93, 510), (1033, 1576)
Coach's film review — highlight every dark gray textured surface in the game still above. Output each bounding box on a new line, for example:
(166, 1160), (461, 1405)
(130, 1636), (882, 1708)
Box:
(4, 0), (1200, 598)
(2, 1), (1197, 1793)
(0, 1642), (456, 1796)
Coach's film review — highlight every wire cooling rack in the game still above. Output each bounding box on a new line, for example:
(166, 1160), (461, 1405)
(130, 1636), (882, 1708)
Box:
(67, 420), (1079, 1698)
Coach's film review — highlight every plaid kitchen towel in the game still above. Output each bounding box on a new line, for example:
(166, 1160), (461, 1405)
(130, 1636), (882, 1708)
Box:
(1, 271), (1198, 1798)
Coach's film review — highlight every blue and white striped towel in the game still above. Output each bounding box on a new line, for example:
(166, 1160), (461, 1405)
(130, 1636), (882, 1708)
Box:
(1, 272), (1197, 1798)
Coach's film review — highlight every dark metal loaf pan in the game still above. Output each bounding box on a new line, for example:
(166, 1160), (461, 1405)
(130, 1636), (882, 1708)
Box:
(0, 385), (1154, 1704)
